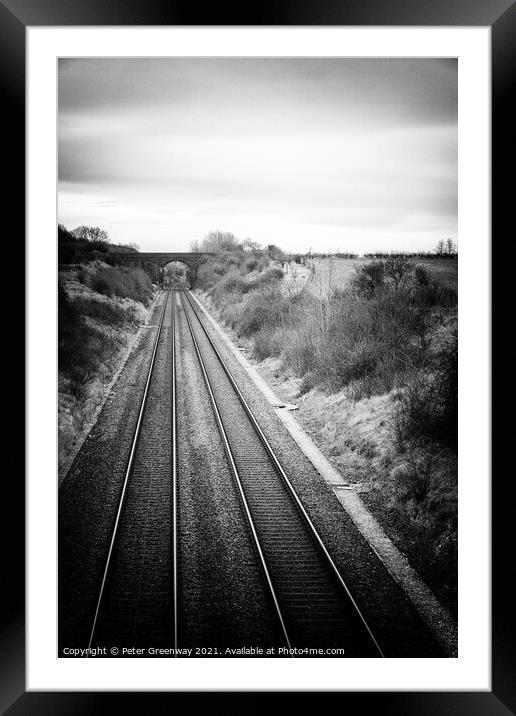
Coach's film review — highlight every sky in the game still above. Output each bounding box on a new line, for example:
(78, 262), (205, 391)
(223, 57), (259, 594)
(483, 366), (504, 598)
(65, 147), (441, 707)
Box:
(58, 58), (457, 254)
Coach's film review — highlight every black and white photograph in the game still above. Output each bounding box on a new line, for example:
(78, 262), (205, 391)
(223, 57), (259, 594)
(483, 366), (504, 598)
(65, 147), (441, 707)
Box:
(0, 0), (504, 703)
(57, 56), (459, 660)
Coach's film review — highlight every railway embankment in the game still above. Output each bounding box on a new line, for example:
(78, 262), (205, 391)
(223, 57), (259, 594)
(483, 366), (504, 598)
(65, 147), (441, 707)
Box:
(58, 262), (158, 479)
(193, 254), (458, 618)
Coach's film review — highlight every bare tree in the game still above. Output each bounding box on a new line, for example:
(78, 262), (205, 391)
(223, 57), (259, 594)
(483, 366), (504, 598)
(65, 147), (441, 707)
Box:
(435, 239), (446, 256)
(384, 256), (414, 291)
(242, 237), (262, 252)
(72, 225), (110, 243)
(200, 230), (241, 252)
(446, 238), (456, 255)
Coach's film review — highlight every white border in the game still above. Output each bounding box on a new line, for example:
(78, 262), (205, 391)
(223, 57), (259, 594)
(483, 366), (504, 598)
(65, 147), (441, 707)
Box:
(27, 27), (490, 691)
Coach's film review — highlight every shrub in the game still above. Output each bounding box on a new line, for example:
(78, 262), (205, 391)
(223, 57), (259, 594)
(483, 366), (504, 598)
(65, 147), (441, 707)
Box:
(282, 315), (321, 378)
(414, 265), (431, 287)
(252, 326), (285, 360)
(197, 263), (218, 289)
(220, 295), (244, 330)
(351, 260), (386, 298)
(263, 267), (284, 280)
(236, 285), (289, 337)
(58, 280), (142, 396)
(331, 337), (384, 385)
(128, 267), (154, 303)
(59, 284), (115, 394)
(197, 250), (279, 293)
(210, 271), (246, 301)
(88, 266), (152, 304)
(384, 256), (414, 291)
(437, 286), (458, 309)
(393, 333), (458, 448)
(73, 297), (138, 326)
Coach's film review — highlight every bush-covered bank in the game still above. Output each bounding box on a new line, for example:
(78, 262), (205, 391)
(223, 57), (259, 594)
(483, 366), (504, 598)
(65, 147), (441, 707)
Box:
(199, 255), (457, 439)
(58, 261), (156, 469)
(77, 261), (153, 304)
(197, 253), (458, 613)
(59, 262), (154, 394)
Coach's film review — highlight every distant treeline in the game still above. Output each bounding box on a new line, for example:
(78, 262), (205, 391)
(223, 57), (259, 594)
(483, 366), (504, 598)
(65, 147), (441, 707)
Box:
(363, 251), (457, 259)
(304, 251), (457, 260)
(299, 240), (458, 261)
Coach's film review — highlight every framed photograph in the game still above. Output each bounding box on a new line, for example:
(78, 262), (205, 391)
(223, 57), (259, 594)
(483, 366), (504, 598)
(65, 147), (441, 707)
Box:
(5, 0), (512, 709)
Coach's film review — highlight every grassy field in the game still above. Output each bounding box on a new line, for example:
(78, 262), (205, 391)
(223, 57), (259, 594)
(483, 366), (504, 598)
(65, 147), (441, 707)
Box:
(303, 257), (458, 296)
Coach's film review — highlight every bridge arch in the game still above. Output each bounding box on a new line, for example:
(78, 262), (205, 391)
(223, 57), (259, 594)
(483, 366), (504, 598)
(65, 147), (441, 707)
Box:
(109, 252), (214, 288)
(162, 258), (193, 289)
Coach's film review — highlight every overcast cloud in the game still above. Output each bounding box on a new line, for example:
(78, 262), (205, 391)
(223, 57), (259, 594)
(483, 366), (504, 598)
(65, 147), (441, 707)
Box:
(58, 58), (457, 253)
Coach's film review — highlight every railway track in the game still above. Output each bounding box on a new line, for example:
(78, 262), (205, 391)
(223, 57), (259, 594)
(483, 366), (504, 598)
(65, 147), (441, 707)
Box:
(87, 290), (178, 652)
(78, 288), (383, 656)
(180, 291), (384, 656)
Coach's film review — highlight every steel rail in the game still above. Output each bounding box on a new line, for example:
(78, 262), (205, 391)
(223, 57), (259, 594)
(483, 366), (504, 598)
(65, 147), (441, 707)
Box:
(184, 290), (384, 657)
(87, 290), (170, 651)
(171, 291), (178, 654)
(180, 292), (293, 651)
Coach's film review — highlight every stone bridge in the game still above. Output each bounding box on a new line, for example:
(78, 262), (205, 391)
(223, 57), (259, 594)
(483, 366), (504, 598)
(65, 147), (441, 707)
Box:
(110, 252), (214, 287)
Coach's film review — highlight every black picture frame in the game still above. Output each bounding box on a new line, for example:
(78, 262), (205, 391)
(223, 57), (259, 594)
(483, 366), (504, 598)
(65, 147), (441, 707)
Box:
(5, 0), (513, 710)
